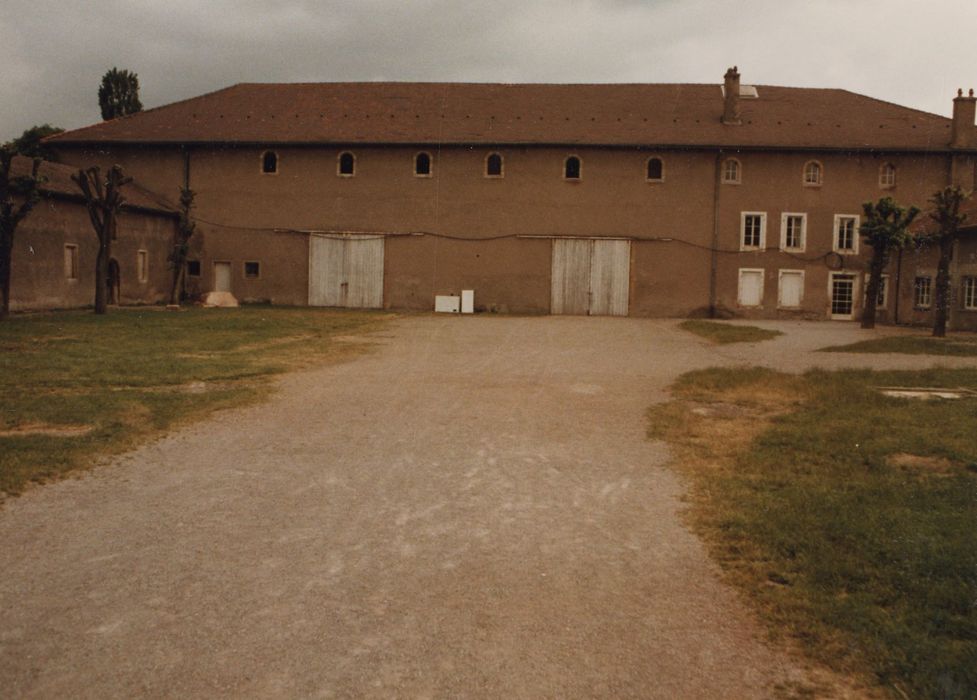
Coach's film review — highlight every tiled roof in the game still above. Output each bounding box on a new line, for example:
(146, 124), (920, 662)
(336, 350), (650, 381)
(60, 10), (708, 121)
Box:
(10, 156), (177, 216)
(46, 82), (971, 152)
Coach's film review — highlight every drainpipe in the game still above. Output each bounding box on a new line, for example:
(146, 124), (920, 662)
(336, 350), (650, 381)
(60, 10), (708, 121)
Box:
(894, 247), (902, 325)
(709, 149), (722, 317)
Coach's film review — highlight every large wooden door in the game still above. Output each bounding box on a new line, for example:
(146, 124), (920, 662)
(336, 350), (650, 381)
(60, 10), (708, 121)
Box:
(551, 239), (630, 316)
(309, 235), (384, 308)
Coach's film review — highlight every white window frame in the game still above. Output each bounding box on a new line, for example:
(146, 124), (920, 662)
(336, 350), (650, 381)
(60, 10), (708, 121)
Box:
(413, 151), (433, 178)
(779, 212), (807, 252)
(485, 152), (504, 178)
(964, 277), (977, 310)
(722, 158), (741, 184)
(864, 273), (889, 309)
(833, 214), (860, 255)
(803, 160), (823, 187)
(645, 156), (665, 183)
(563, 155), (582, 181)
(64, 244), (78, 281)
(740, 211), (766, 251)
(737, 268), (765, 307)
(777, 269), (805, 308)
(137, 249), (149, 284)
(914, 276), (932, 309)
(879, 163), (897, 189)
(828, 272), (858, 320)
(337, 151), (356, 177)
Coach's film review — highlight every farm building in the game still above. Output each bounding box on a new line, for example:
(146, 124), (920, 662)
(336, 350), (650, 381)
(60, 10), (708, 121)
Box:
(6, 156), (178, 312)
(44, 68), (977, 328)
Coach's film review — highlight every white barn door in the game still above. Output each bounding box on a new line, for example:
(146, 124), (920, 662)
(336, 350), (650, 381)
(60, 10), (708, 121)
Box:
(551, 239), (630, 316)
(309, 235), (384, 308)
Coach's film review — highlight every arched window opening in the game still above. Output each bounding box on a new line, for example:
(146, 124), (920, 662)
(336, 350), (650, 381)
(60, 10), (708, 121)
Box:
(646, 157), (664, 181)
(803, 160), (822, 186)
(486, 152), (503, 177)
(564, 156), (581, 180)
(415, 152), (432, 176)
(338, 151), (355, 176)
(261, 151), (278, 174)
(722, 158), (741, 183)
(879, 162), (896, 188)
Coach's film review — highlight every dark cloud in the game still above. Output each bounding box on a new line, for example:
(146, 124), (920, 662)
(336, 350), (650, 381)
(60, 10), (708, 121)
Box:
(2, 0), (974, 141)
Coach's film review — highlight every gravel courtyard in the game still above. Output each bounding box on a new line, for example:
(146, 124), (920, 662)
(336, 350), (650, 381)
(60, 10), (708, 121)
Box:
(2, 316), (974, 698)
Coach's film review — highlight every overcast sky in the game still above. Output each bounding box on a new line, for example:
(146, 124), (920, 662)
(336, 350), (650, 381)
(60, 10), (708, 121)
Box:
(2, 0), (975, 142)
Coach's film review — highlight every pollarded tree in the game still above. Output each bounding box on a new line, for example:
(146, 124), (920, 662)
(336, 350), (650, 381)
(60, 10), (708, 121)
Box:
(72, 166), (132, 314)
(168, 187), (196, 305)
(0, 146), (44, 319)
(859, 197), (919, 329)
(921, 186), (970, 338)
(98, 68), (143, 121)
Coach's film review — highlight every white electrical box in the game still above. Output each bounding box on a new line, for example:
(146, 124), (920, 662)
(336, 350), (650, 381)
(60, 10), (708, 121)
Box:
(435, 295), (461, 313)
(461, 290), (474, 314)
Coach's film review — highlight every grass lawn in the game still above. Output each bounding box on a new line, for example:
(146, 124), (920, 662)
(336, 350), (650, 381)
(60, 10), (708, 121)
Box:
(679, 319), (783, 345)
(821, 334), (977, 357)
(0, 306), (388, 496)
(648, 366), (977, 699)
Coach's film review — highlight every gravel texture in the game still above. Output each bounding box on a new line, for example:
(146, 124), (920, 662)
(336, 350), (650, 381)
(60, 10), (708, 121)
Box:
(2, 317), (974, 699)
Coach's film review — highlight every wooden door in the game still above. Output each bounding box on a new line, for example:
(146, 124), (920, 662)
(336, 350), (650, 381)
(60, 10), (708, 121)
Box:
(551, 239), (630, 316)
(309, 235), (384, 309)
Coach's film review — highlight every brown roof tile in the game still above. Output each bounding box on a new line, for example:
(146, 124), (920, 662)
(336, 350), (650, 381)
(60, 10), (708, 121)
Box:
(46, 82), (970, 152)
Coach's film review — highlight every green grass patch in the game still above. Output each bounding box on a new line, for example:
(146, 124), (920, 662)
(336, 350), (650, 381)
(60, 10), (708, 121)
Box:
(821, 334), (977, 357)
(679, 319), (783, 345)
(0, 307), (388, 495)
(648, 366), (977, 698)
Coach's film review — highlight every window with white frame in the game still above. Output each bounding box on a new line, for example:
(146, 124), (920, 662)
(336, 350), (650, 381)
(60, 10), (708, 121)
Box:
(778, 270), (804, 308)
(879, 163), (896, 188)
(833, 214), (859, 254)
(722, 158), (741, 184)
(803, 160), (822, 186)
(963, 277), (977, 310)
(914, 276), (932, 308)
(738, 268), (764, 307)
(864, 273), (889, 308)
(740, 212), (766, 250)
(780, 213), (807, 251)
(137, 250), (148, 283)
(64, 244), (78, 280)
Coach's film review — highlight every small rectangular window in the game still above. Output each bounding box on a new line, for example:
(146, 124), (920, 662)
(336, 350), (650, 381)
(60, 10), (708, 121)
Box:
(963, 277), (977, 310)
(738, 268), (764, 307)
(914, 276), (932, 308)
(864, 274), (889, 309)
(186, 260), (201, 277)
(244, 261), (260, 279)
(740, 212), (766, 250)
(137, 250), (148, 283)
(833, 215), (859, 254)
(780, 213), (806, 252)
(64, 244), (78, 280)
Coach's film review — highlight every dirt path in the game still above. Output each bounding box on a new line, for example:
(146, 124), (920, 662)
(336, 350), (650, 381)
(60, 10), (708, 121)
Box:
(2, 317), (973, 698)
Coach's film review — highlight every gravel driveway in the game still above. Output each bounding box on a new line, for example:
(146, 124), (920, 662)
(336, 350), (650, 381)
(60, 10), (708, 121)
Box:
(2, 316), (974, 698)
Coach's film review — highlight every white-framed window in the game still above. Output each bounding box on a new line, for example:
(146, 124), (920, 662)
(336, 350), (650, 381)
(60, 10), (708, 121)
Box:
(864, 273), (889, 309)
(780, 213), (807, 252)
(833, 214), (859, 254)
(722, 158), (741, 184)
(64, 244), (78, 280)
(962, 277), (977, 310)
(414, 152), (432, 177)
(778, 269), (804, 308)
(830, 272), (858, 319)
(740, 212), (766, 251)
(261, 150), (278, 174)
(338, 151), (356, 176)
(485, 152), (503, 178)
(564, 155), (581, 180)
(879, 163), (896, 189)
(803, 160), (822, 186)
(914, 276), (932, 308)
(137, 250), (148, 283)
(738, 268), (764, 307)
(646, 157), (664, 182)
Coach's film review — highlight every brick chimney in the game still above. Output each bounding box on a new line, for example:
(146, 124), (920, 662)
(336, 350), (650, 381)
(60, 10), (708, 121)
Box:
(950, 88), (976, 149)
(722, 66), (741, 125)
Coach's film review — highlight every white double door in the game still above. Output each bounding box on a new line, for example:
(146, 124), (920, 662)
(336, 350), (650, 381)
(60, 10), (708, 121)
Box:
(308, 235), (384, 309)
(551, 239), (630, 316)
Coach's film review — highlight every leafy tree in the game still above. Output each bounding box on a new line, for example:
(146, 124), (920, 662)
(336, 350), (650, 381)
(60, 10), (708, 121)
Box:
(72, 166), (132, 314)
(98, 68), (143, 121)
(859, 197), (919, 329)
(12, 124), (64, 160)
(920, 186), (970, 337)
(168, 187), (196, 305)
(0, 146), (44, 319)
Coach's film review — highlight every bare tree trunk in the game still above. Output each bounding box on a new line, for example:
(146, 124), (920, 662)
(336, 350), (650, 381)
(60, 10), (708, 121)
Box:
(861, 249), (886, 329)
(169, 263), (184, 305)
(0, 227), (12, 319)
(932, 237), (954, 338)
(94, 234), (110, 315)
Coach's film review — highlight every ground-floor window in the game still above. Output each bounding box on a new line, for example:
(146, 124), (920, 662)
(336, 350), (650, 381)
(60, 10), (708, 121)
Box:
(244, 261), (261, 279)
(830, 273), (856, 318)
(914, 276), (932, 309)
(64, 244), (78, 280)
(738, 268), (764, 307)
(186, 260), (201, 277)
(778, 269), (804, 308)
(964, 277), (977, 310)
